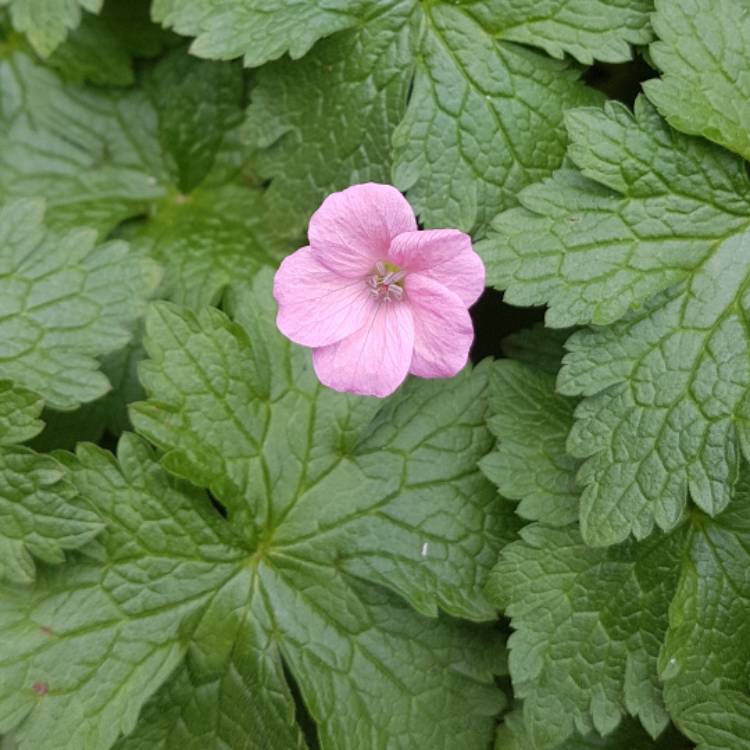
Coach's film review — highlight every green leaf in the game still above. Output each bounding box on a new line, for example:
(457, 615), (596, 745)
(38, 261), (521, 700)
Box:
(501, 324), (572, 375)
(46, 0), (174, 86)
(29, 331), (146, 451)
(151, 0), (365, 67)
(490, 523), (686, 747)
(0, 52), (167, 234)
(480, 361), (580, 526)
(392, 2), (599, 233)
(477, 96), (750, 327)
(644, 0), (750, 162)
(120, 269), (516, 747)
(496, 710), (691, 749)
(246, 0), (413, 246)
(0, 199), (158, 410)
(659, 475), (750, 750)
(0, 50), (281, 306)
(0, 0), (102, 56)
(0, 447), (102, 583)
(0, 434), (244, 749)
(474, 0), (653, 65)
(146, 46), (244, 193)
(0, 382), (43, 446)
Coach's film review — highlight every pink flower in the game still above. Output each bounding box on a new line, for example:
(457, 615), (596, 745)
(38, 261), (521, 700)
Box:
(273, 183), (485, 397)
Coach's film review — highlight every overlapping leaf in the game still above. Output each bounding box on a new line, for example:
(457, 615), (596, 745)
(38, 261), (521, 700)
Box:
(0, 49), (281, 306)
(487, 357), (750, 750)
(0, 199), (157, 410)
(0, 0), (101, 56)
(644, 0), (750, 161)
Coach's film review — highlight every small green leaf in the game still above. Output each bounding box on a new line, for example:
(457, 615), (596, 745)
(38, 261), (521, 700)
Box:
(490, 523), (683, 747)
(478, 0), (653, 65)
(0, 447), (102, 583)
(0, 382), (43, 446)
(480, 361), (580, 526)
(644, 0), (750, 161)
(0, 0), (102, 56)
(151, 0), (365, 67)
(0, 199), (158, 410)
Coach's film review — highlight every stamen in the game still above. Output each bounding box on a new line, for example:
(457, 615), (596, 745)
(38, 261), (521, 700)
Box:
(367, 260), (406, 302)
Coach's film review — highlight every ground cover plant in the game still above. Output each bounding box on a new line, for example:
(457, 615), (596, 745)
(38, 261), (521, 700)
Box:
(0, 1), (747, 748)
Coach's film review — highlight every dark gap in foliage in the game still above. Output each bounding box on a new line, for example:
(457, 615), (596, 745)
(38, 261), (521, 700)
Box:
(585, 51), (655, 106)
(470, 288), (544, 363)
(282, 660), (321, 749)
(207, 490), (228, 518)
(98, 430), (119, 453)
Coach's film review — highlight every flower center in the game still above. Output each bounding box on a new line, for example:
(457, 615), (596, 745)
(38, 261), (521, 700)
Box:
(367, 261), (405, 301)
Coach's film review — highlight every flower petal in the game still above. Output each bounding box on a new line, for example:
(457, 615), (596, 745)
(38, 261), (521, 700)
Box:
(309, 183), (417, 278)
(405, 274), (474, 379)
(274, 245), (377, 348)
(388, 229), (485, 306)
(312, 301), (414, 397)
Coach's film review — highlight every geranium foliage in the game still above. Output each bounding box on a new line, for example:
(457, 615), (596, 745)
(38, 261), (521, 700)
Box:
(0, 0), (748, 748)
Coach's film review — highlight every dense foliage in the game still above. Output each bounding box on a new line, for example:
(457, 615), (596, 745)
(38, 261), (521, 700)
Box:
(0, 1), (747, 748)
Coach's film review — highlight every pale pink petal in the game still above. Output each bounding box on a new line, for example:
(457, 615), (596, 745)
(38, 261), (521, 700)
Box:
(309, 183), (417, 278)
(312, 302), (415, 397)
(388, 229), (485, 306)
(274, 246), (377, 348)
(405, 274), (474, 378)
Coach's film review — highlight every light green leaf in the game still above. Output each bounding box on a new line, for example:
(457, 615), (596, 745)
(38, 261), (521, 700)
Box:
(245, 0), (413, 247)
(0, 447), (102, 583)
(644, 0), (750, 161)
(0, 52), (167, 234)
(659, 475), (750, 750)
(490, 523), (685, 747)
(0, 435), (244, 749)
(480, 361), (580, 526)
(151, 0), (365, 67)
(0, 50), (280, 306)
(474, 0), (653, 65)
(0, 199), (158, 410)
(477, 96), (750, 327)
(392, 2), (599, 233)
(0, 382), (43, 446)
(0, 0), (102, 56)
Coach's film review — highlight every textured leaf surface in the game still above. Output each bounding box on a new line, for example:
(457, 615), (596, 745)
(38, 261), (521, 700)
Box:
(0, 435), (244, 749)
(0, 199), (158, 410)
(151, 0), (365, 67)
(392, 3), (599, 233)
(0, 50), (280, 305)
(501, 324), (572, 375)
(659, 475), (750, 750)
(480, 0), (653, 64)
(0, 447), (102, 583)
(46, 0), (173, 86)
(0, 0), (102, 55)
(644, 0), (750, 161)
(246, 0), (413, 247)
(0, 382), (43, 446)
(479, 361), (580, 526)
(478, 96), (750, 327)
(124, 270), (517, 748)
(490, 524), (683, 747)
